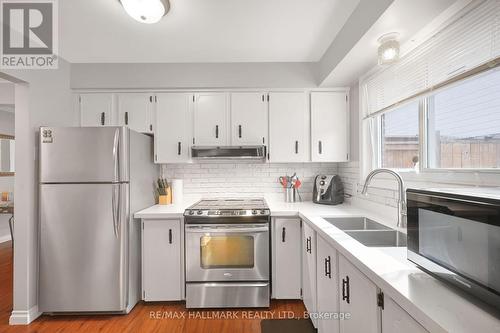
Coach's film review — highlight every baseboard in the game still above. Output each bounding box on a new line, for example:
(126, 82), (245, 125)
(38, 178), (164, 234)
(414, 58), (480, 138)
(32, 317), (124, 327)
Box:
(9, 305), (41, 325)
(0, 234), (11, 243)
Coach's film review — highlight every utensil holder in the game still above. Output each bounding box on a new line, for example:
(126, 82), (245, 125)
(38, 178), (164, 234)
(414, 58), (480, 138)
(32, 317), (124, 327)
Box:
(285, 187), (297, 203)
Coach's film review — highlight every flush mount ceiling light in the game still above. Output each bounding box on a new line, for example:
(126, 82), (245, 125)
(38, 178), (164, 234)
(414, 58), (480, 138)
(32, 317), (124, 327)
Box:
(377, 32), (400, 65)
(120, 0), (170, 24)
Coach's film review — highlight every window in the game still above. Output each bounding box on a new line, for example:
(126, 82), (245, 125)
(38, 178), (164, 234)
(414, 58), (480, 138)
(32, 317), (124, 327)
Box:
(427, 68), (500, 169)
(374, 67), (500, 171)
(380, 101), (420, 169)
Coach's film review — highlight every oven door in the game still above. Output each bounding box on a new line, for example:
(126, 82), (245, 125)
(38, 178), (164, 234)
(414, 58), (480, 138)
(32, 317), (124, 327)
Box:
(185, 223), (269, 282)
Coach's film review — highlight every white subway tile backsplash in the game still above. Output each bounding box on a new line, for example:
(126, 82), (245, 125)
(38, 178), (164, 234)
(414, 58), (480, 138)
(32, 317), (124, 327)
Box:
(161, 162), (338, 201)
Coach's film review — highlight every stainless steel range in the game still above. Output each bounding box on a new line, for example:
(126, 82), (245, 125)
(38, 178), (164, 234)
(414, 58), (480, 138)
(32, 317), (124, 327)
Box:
(184, 198), (270, 308)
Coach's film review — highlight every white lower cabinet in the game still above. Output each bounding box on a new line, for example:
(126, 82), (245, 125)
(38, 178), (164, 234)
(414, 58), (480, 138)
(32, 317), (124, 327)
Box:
(338, 254), (380, 333)
(272, 218), (302, 299)
(316, 235), (339, 333)
(141, 219), (183, 301)
(382, 296), (428, 333)
(302, 221), (317, 327)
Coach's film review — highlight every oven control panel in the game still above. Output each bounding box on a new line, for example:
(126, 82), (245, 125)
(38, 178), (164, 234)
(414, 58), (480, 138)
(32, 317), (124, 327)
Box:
(184, 209), (270, 217)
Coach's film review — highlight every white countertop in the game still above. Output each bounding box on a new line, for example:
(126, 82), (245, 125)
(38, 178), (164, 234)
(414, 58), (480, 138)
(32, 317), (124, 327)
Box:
(134, 198), (500, 333)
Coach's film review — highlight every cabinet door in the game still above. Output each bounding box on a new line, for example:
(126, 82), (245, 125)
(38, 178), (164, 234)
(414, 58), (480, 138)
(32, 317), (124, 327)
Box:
(117, 93), (153, 133)
(230, 92), (268, 145)
(273, 218), (301, 299)
(302, 221), (317, 327)
(142, 219), (182, 301)
(269, 92), (309, 162)
(311, 92), (349, 162)
(317, 236), (339, 333)
(80, 94), (114, 127)
(338, 255), (379, 333)
(382, 296), (428, 333)
(193, 93), (228, 145)
(155, 93), (193, 163)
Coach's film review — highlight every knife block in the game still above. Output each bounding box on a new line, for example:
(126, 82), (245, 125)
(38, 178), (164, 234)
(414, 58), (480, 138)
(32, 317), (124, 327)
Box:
(158, 188), (172, 205)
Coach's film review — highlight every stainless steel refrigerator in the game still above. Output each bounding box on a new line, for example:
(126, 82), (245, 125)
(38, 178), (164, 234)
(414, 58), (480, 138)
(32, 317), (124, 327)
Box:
(39, 127), (157, 313)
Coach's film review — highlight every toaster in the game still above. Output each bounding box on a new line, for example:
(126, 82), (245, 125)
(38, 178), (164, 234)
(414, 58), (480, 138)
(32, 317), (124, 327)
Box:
(313, 175), (344, 205)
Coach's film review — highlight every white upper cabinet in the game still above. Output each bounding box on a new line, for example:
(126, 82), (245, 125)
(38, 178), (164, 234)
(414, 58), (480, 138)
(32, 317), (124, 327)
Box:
(316, 235), (339, 333)
(230, 92), (268, 146)
(155, 93), (193, 164)
(272, 218), (302, 299)
(80, 93), (114, 127)
(269, 92), (309, 162)
(117, 93), (154, 134)
(311, 91), (349, 162)
(338, 254), (379, 333)
(193, 92), (228, 146)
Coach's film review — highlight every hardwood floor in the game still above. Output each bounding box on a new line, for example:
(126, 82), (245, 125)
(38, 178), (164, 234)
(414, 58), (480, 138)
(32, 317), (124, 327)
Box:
(0, 241), (306, 333)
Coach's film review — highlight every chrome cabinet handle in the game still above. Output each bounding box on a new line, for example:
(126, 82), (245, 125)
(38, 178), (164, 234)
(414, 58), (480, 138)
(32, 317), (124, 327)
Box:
(342, 276), (350, 303)
(169, 229), (173, 244)
(319, 140), (323, 154)
(187, 226), (268, 233)
(111, 184), (120, 238)
(238, 125), (242, 138)
(178, 142), (181, 155)
(281, 227), (286, 242)
(215, 125), (219, 139)
(295, 141), (299, 154)
(124, 111), (128, 125)
(100, 112), (105, 126)
(112, 129), (120, 182)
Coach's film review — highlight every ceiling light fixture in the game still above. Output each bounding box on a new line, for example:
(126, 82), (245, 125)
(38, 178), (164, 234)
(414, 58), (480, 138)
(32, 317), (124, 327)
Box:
(377, 33), (400, 65)
(120, 0), (170, 24)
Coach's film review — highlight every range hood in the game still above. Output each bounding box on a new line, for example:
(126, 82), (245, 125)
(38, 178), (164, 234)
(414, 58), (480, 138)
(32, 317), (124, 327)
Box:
(191, 145), (266, 160)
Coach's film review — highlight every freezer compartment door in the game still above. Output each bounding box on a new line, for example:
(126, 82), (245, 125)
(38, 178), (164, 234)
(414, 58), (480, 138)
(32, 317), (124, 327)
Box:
(39, 183), (129, 312)
(39, 127), (129, 183)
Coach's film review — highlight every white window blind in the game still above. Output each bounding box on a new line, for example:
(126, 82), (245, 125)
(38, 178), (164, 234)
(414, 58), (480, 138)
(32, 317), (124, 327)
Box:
(363, 0), (500, 115)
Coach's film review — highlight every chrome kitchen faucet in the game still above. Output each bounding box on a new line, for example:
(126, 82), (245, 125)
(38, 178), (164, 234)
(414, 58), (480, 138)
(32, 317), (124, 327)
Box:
(361, 169), (407, 228)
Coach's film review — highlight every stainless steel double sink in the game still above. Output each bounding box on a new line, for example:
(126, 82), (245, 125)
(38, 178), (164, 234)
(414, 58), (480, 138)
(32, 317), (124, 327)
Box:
(323, 217), (407, 248)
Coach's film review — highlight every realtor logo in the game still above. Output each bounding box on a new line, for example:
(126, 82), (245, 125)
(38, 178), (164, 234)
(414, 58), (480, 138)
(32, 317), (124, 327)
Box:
(1, 0), (58, 69)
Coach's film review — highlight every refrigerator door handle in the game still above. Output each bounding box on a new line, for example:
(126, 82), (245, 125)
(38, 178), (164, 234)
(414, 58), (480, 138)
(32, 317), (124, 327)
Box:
(112, 129), (120, 182)
(112, 184), (120, 238)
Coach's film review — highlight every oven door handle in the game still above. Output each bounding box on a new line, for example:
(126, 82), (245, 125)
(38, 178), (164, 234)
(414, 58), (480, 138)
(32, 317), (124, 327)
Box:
(186, 226), (269, 233)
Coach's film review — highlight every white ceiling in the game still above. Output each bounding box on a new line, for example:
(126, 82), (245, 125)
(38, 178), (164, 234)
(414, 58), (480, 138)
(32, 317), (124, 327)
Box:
(322, 0), (457, 86)
(60, 0), (360, 63)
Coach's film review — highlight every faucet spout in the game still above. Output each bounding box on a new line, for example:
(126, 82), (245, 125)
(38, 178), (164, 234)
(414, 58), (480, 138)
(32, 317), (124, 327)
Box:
(361, 169), (407, 228)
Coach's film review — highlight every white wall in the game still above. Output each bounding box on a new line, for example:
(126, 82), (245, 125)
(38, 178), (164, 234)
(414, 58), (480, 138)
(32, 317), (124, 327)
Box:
(161, 162), (338, 202)
(0, 109), (15, 242)
(0, 82), (15, 104)
(70, 62), (317, 89)
(3, 58), (74, 324)
(349, 82), (360, 161)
